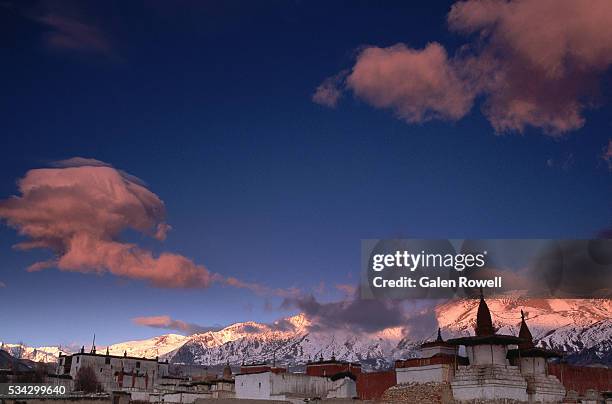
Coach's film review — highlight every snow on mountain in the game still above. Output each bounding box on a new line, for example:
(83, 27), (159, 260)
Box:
(437, 297), (612, 366)
(437, 298), (612, 337)
(166, 298), (612, 369)
(4, 298), (611, 368)
(170, 314), (403, 370)
(106, 333), (189, 359)
(437, 297), (612, 343)
(167, 298), (611, 369)
(0, 342), (68, 363)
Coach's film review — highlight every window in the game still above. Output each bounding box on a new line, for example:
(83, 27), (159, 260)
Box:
(105, 356), (110, 365)
(258, 382), (261, 389)
(76, 356), (80, 363)
(136, 361), (141, 368)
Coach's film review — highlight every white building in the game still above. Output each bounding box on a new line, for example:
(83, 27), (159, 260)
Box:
(448, 293), (529, 403)
(235, 371), (356, 402)
(507, 310), (565, 403)
(57, 346), (169, 392)
(396, 328), (463, 384)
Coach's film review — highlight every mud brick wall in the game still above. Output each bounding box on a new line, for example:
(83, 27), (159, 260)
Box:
(548, 363), (612, 395)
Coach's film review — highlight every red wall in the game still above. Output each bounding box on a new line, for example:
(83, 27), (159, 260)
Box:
(306, 363), (361, 377)
(239, 365), (270, 374)
(395, 354), (457, 368)
(356, 370), (397, 400)
(355, 364), (612, 400)
(548, 364), (612, 395)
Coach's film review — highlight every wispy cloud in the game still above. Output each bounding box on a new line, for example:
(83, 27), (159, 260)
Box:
(312, 71), (347, 108)
(223, 277), (301, 298)
(4, 0), (115, 58)
(546, 153), (575, 171)
(132, 314), (298, 335)
(317, 0), (612, 135)
(132, 316), (221, 335)
(37, 14), (112, 56)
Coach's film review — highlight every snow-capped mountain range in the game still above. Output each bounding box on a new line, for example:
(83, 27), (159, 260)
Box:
(0, 343), (69, 363)
(4, 298), (611, 369)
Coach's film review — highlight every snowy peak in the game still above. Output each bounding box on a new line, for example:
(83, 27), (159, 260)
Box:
(106, 333), (189, 358)
(100, 314), (311, 360)
(437, 298), (612, 340)
(0, 343), (68, 363)
(183, 314), (311, 350)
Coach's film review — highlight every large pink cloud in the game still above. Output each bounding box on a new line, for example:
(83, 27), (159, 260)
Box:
(346, 43), (474, 123)
(449, 0), (612, 134)
(318, 0), (612, 135)
(0, 160), (216, 288)
(448, 0), (612, 76)
(0, 159), (309, 293)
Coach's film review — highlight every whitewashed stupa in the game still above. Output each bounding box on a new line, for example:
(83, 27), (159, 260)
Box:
(448, 292), (529, 402)
(507, 310), (565, 403)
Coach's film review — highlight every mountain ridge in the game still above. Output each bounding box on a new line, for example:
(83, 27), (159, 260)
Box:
(4, 298), (611, 369)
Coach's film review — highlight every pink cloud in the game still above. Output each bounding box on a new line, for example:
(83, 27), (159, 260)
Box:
(133, 315), (182, 328)
(224, 277), (300, 298)
(132, 315), (217, 335)
(318, 0), (612, 135)
(448, 0), (612, 134)
(0, 158), (304, 293)
(448, 0), (612, 77)
(346, 43), (474, 123)
(0, 281), (5, 288)
(312, 71), (347, 108)
(0, 160), (217, 288)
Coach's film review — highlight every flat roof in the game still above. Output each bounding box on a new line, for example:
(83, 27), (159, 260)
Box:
(306, 360), (361, 366)
(420, 341), (455, 348)
(507, 348), (561, 359)
(447, 334), (524, 346)
(62, 351), (166, 363)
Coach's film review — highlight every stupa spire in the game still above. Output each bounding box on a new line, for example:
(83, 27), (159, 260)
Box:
(475, 289), (495, 336)
(518, 309), (535, 349)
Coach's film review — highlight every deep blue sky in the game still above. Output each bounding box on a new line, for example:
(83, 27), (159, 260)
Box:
(1, 0), (611, 347)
